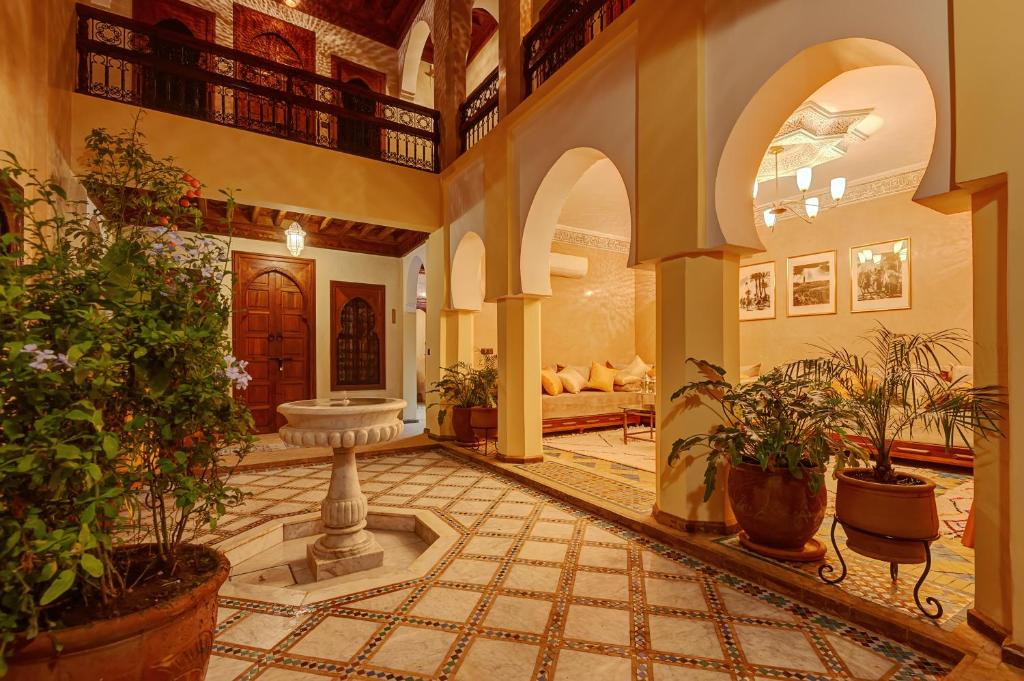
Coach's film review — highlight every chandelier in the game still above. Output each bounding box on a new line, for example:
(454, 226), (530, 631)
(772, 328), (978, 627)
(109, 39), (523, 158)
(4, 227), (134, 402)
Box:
(754, 146), (847, 228)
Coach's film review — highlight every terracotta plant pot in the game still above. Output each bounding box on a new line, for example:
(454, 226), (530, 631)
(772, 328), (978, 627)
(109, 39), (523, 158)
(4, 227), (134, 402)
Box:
(451, 406), (478, 445)
(7, 546), (229, 681)
(727, 462), (827, 561)
(469, 406), (498, 434)
(834, 469), (938, 564)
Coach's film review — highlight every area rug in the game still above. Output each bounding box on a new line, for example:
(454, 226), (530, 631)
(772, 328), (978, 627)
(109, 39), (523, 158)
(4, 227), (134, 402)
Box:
(543, 427), (656, 472)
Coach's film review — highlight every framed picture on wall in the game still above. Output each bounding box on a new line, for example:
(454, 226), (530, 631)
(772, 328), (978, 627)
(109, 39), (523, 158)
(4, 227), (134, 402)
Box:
(786, 250), (836, 317)
(739, 261), (776, 321)
(850, 238), (911, 313)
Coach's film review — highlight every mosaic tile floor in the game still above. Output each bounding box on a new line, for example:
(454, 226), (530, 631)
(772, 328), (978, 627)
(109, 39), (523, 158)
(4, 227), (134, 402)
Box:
(204, 449), (950, 680)
(544, 427), (657, 472)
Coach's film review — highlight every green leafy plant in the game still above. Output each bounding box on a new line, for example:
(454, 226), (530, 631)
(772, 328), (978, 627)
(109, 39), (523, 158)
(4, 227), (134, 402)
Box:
(429, 356), (498, 424)
(0, 120), (253, 674)
(789, 325), (1005, 482)
(668, 359), (864, 501)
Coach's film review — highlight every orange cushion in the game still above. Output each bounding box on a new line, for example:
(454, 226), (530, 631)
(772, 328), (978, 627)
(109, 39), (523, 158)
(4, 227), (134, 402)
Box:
(585, 362), (617, 393)
(541, 368), (563, 396)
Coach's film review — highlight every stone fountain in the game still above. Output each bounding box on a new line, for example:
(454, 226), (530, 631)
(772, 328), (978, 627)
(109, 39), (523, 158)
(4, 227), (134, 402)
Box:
(277, 395), (406, 581)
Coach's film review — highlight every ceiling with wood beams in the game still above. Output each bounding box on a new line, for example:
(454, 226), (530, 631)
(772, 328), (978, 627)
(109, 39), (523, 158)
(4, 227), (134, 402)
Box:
(280, 0), (427, 48)
(421, 8), (498, 64)
(197, 198), (428, 257)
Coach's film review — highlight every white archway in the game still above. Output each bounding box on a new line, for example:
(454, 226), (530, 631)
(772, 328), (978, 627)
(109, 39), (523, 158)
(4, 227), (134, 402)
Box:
(714, 38), (938, 251)
(401, 20), (432, 100)
(519, 147), (632, 296)
(451, 231), (486, 311)
(405, 253), (425, 312)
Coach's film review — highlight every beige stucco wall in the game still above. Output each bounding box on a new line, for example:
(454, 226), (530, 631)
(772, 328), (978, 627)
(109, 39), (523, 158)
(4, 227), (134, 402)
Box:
(0, 0), (79, 199)
(226, 237), (405, 401)
(740, 191), (973, 370)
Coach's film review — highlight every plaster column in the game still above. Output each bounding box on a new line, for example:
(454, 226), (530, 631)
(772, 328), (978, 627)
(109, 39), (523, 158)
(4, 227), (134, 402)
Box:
(443, 308), (476, 367)
(653, 253), (739, 532)
(432, 0), (473, 167)
(402, 308), (420, 422)
(425, 232), (446, 434)
(496, 296), (543, 463)
(498, 1), (530, 116)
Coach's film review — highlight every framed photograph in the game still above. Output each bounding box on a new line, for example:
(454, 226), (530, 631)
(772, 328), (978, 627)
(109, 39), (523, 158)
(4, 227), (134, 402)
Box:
(851, 238), (911, 313)
(787, 250), (836, 317)
(739, 261), (776, 321)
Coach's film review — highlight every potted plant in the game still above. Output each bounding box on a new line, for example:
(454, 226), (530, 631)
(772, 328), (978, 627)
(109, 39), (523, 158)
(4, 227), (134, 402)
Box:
(429, 358), (497, 445)
(0, 123), (253, 679)
(468, 356), (499, 436)
(792, 326), (1004, 566)
(669, 359), (861, 561)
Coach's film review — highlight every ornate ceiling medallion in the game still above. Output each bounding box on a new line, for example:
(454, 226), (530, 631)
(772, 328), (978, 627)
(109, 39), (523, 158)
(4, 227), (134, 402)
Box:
(756, 101), (873, 183)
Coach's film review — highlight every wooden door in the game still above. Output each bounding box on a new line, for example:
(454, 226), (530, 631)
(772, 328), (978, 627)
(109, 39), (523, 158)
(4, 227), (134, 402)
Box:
(233, 252), (316, 433)
(331, 281), (386, 391)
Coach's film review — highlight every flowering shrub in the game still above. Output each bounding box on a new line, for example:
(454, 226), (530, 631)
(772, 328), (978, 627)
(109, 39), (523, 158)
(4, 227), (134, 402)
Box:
(0, 122), (253, 673)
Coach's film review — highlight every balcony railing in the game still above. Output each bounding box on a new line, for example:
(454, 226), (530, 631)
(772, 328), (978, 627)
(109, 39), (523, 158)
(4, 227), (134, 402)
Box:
(459, 68), (499, 153)
(75, 4), (440, 172)
(523, 0), (635, 95)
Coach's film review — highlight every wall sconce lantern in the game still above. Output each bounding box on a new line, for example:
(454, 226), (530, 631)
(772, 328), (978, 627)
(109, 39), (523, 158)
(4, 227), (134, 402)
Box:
(284, 220), (306, 257)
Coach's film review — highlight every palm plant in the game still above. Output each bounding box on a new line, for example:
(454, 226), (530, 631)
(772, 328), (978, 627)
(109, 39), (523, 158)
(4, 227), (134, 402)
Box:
(789, 325), (1005, 482)
(428, 356), (498, 424)
(670, 359), (863, 501)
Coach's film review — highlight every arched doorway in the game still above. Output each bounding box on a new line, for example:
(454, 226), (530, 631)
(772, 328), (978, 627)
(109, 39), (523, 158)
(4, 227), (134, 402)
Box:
(402, 251), (428, 426)
(401, 21), (433, 106)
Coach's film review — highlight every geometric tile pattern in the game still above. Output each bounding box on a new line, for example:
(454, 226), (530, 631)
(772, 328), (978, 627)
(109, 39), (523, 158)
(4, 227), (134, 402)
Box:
(205, 449), (950, 680)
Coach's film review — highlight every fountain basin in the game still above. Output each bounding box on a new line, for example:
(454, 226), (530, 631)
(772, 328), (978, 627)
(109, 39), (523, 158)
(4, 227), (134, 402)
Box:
(278, 397), (406, 448)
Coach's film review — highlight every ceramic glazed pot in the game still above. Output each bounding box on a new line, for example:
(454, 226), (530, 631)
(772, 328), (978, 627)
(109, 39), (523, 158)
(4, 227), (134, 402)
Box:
(728, 462), (827, 561)
(469, 406), (498, 433)
(7, 546), (229, 681)
(835, 469), (939, 564)
(451, 406), (478, 445)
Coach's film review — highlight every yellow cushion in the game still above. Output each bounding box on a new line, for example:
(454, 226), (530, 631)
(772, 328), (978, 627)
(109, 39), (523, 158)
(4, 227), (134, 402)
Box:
(585, 362), (617, 393)
(541, 368), (563, 396)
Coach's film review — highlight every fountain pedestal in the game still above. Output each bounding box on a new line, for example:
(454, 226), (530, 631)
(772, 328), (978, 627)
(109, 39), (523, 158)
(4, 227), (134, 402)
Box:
(277, 397), (406, 581)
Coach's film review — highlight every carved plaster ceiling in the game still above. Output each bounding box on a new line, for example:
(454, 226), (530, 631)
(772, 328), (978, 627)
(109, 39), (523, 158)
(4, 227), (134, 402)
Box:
(756, 101), (873, 182)
(282, 0), (427, 47)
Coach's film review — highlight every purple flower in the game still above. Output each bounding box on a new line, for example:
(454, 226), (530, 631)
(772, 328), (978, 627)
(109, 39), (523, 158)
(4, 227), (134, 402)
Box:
(223, 354), (252, 390)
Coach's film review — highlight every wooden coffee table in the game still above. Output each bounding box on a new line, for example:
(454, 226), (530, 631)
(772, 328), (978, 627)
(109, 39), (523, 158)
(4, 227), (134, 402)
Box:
(621, 406), (655, 444)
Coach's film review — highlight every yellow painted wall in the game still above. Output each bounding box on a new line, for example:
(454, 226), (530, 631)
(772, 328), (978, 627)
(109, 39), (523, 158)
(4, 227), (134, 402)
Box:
(739, 192), (973, 370)
(71, 95), (442, 233)
(952, 0), (1024, 645)
(226, 237), (406, 400)
(0, 0), (79, 198)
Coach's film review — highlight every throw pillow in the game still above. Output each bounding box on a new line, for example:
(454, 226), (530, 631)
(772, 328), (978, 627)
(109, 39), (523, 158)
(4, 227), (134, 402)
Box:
(623, 354), (651, 379)
(615, 373), (642, 386)
(541, 368), (563, 395)
(558, 368), (586, 394)
(586, 362), (617, 392)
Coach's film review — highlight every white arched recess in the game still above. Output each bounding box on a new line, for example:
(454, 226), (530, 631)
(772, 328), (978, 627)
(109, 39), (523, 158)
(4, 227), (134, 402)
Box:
(514, 31), (636, 296)
(401, 248), (426, 422)
(400, 20), (432, 100)
(705, 0), (953, 250)
(451, 232), (485, 311)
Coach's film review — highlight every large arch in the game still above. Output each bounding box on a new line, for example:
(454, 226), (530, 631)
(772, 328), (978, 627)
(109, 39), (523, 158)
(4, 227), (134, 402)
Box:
(519, 147), (631, 296)
(715, 38), (937, 251)
(404, 252), (425, 313)
(401, 20), (432, 99)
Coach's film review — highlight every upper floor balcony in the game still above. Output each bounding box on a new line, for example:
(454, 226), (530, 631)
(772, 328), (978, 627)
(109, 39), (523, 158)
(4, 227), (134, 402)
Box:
(76, 4), (441, 173)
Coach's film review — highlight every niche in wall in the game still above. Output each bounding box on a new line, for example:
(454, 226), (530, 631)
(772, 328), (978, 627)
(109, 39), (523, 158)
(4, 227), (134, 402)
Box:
(331, 281), (386, 391)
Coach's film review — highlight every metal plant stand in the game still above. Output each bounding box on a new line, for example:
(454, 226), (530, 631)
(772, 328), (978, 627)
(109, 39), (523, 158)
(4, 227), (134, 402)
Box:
(818, 518), (944, 620)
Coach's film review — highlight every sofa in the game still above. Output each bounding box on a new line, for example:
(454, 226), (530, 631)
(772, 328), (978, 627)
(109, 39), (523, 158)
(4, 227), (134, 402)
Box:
(540, 356), (654, 434)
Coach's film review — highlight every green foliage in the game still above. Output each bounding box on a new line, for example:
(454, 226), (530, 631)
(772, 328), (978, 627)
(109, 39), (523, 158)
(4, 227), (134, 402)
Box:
(429, 357), (498, 424)
(0, 118), (253, 673)
(787, 325), (1006, 481)
(668, 359), (865, 502)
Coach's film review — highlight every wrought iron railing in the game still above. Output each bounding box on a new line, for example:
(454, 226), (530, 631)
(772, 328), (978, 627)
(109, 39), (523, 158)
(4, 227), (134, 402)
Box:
(523, 0), (635, 95)
(75, 4), (441, 172)
(459, 68), (499, 153)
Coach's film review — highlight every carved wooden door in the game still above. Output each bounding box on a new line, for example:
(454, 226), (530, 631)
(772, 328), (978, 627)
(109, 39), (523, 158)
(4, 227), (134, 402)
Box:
(233, 253), (316, 433)
(331, 281), (386, 391)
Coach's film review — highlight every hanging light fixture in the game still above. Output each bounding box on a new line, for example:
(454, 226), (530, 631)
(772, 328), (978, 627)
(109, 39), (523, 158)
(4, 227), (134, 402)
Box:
(754, 146), (847, 228)
(283, 219), (306, 256)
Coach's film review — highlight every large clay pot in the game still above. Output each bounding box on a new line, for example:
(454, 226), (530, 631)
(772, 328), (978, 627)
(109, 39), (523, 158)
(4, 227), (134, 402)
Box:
(835, 469), (938, 564)
(7, 546), (229, 681)
(728, 462), (827, 561)
(469, 406), (498, 434)
(451, 406), (478, 445)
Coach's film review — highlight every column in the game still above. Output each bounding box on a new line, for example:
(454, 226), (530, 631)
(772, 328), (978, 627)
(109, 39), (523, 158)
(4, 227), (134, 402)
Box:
(496, 296), (544, 462)
(432, 0), (472, 167)
(653, 253), (740, 532)
(497, 0), (530, 116)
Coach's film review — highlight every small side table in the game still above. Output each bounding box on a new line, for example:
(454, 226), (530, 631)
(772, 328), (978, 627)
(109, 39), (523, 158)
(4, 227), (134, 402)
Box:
(621, 406), (655, 444)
